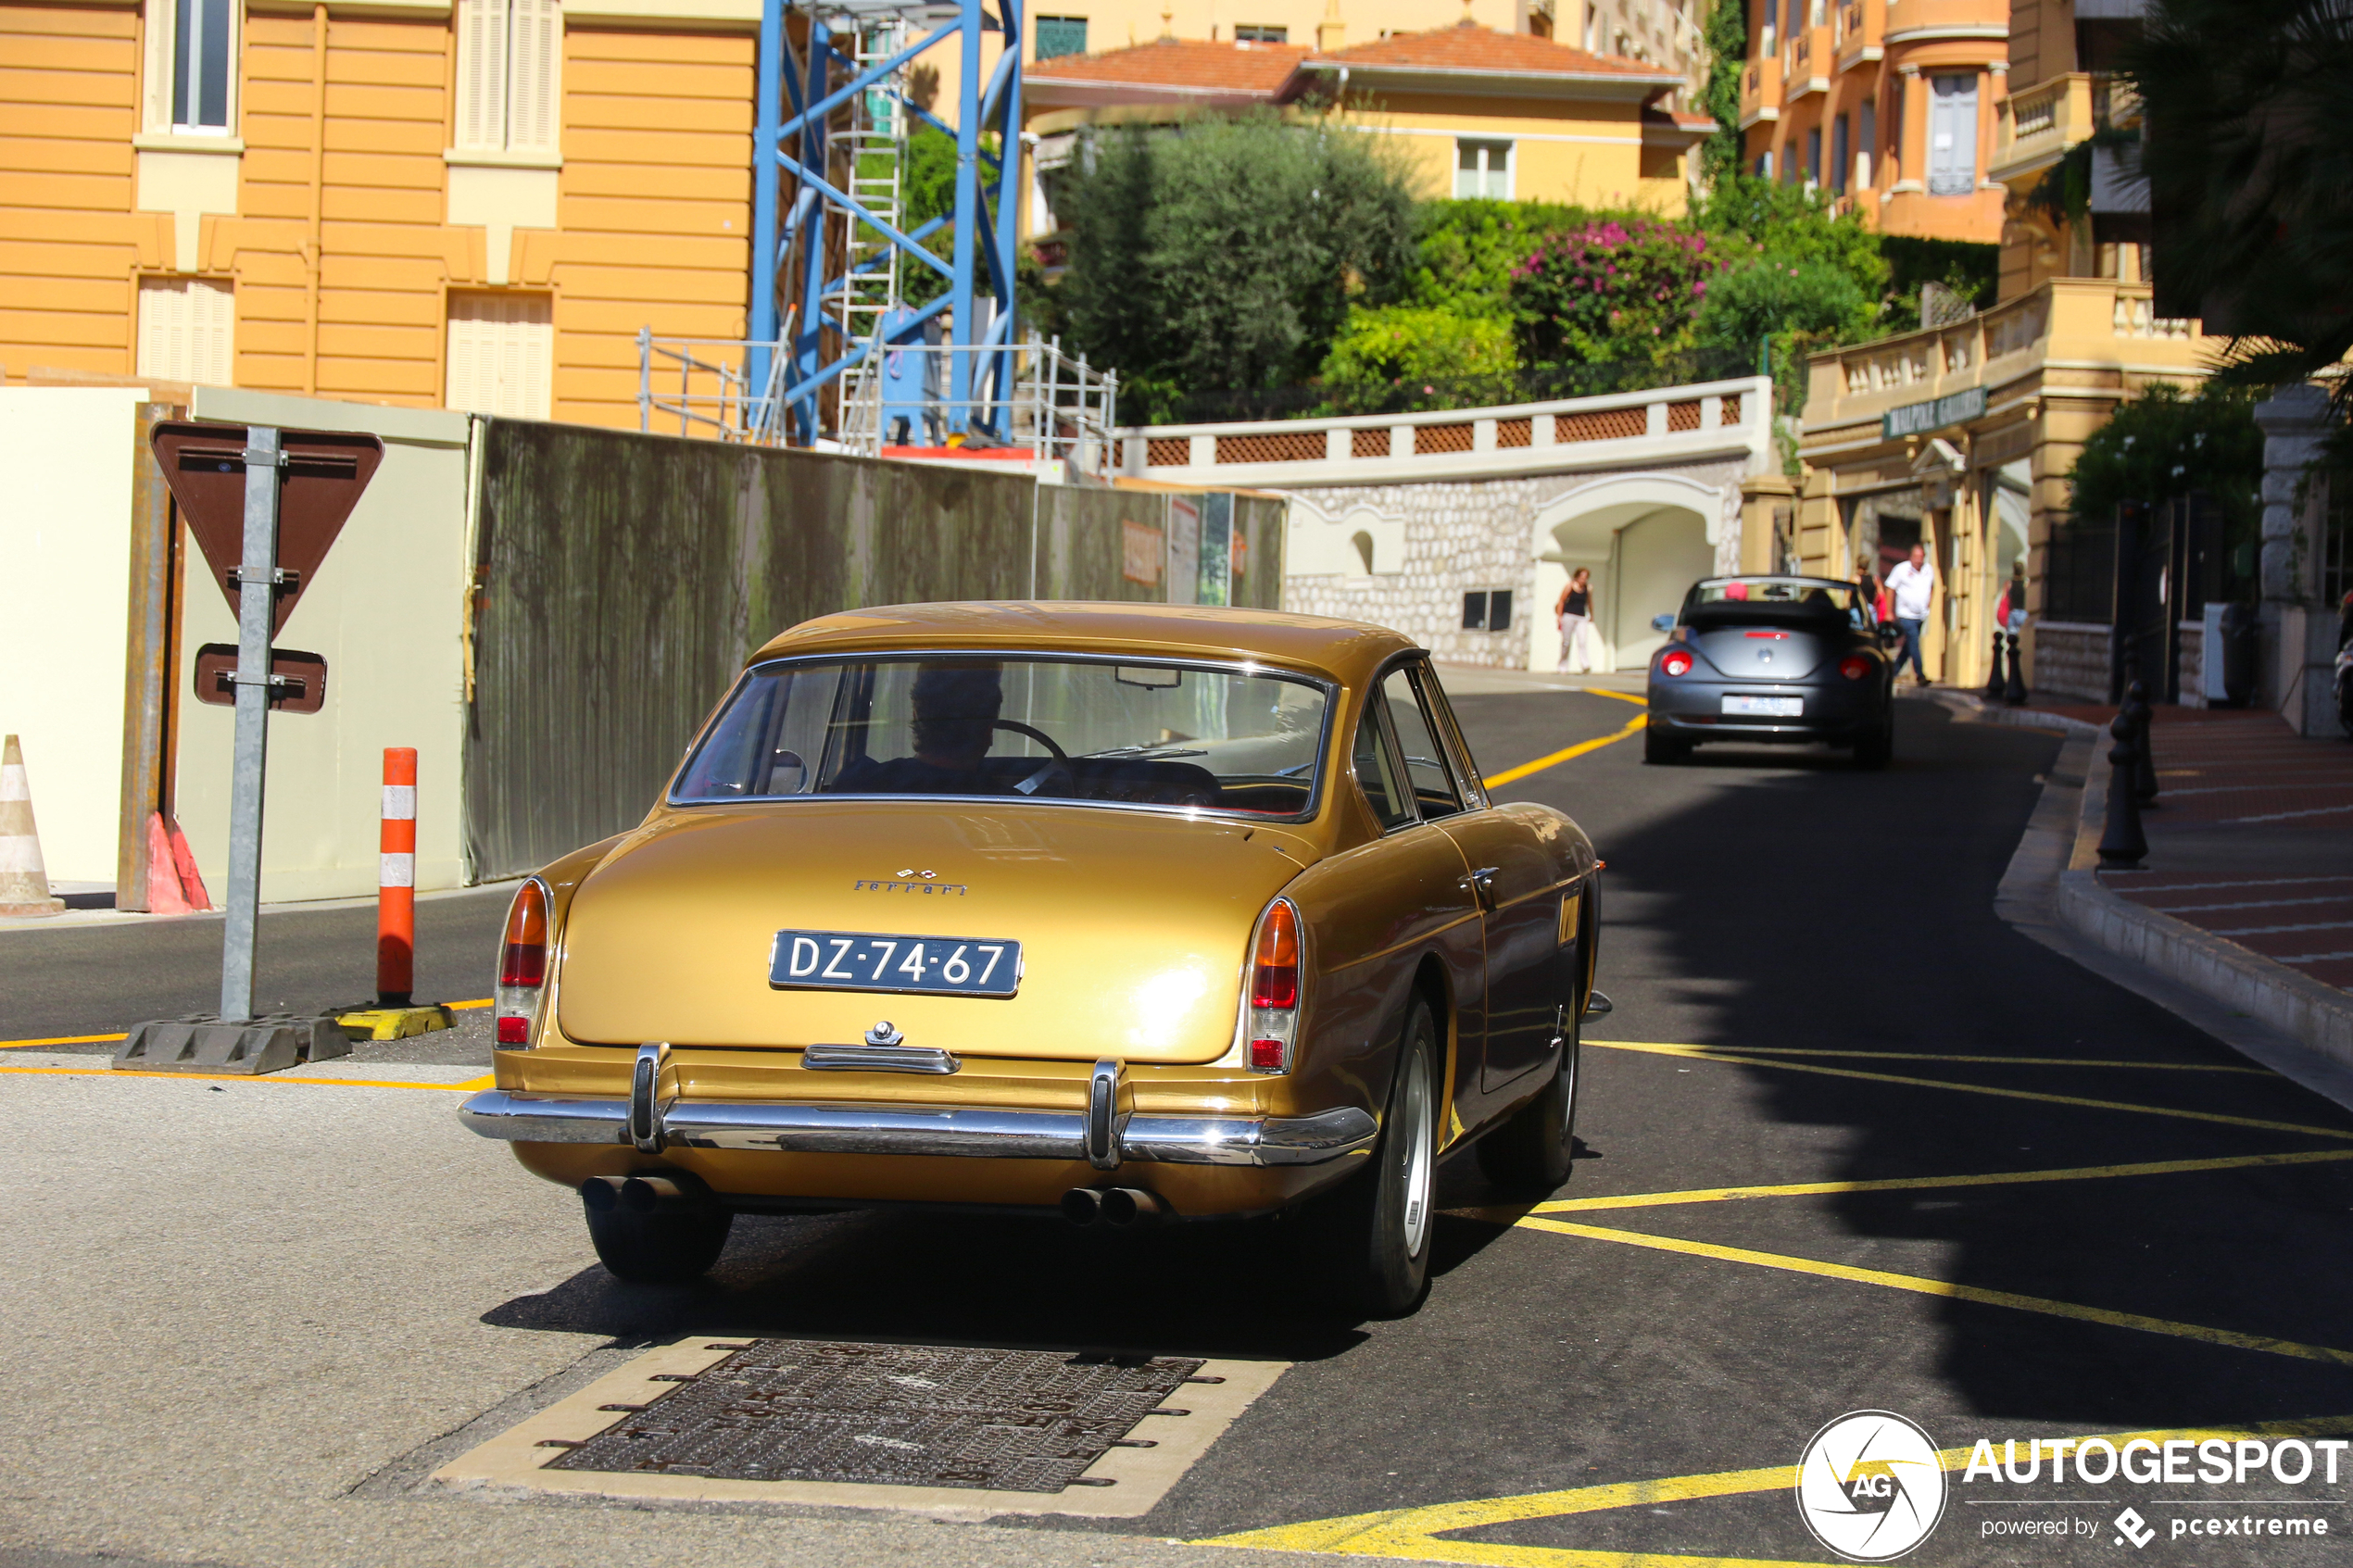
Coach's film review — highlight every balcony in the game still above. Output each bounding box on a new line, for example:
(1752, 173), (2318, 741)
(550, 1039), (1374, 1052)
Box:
(1802, 276), (2208, 436)
(1786, 25), (1831, 97)
(1834, 0), (1881, 69)
(1740, 51), (1783, 127)
(1991, 71), (2094, 183)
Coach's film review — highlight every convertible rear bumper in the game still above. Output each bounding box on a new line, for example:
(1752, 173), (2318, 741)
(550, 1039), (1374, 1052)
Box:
(457, 1088), (1379, 1168)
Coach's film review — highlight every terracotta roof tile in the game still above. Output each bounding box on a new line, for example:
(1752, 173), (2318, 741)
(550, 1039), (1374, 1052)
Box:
(1026, 38), (1310, 94)
(1308, 23), (1676, 81)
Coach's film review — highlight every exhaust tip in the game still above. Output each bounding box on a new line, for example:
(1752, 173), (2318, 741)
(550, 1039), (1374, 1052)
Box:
(1061, 1187), (1104, 1226)
(580, 1176), (619, 1212)
(1099, 1187), (1164, 1228)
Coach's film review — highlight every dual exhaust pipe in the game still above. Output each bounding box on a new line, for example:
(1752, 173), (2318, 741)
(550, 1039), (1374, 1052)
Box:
(580, 1173), (705, 1214)
(1062, 1185), (1164, 1228)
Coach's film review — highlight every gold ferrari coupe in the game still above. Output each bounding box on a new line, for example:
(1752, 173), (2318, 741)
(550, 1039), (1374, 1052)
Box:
(459, 602), (1602, 1315)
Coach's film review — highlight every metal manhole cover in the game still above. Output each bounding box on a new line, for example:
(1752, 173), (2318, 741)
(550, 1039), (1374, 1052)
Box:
(546, 1340), (1207, 1493)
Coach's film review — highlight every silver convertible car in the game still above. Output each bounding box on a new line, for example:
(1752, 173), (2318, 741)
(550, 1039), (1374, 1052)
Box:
(1642, 575), (1894, 767)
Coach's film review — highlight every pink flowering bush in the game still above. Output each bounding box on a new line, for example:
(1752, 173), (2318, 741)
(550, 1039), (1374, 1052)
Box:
(1508, 217), (1737, 367)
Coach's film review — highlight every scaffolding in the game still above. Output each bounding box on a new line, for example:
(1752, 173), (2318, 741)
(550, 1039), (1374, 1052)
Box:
(634, 0), (1049, 453)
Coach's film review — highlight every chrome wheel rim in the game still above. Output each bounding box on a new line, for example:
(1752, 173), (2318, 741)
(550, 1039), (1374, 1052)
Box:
(1399, 1047), (1435, 1257)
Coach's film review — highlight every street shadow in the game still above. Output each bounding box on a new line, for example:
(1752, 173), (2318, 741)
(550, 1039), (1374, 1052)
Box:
(1548, 696), (2353, 1429)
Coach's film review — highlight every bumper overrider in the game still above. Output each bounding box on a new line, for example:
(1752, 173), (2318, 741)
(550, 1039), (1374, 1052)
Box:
(458, 1053), (1378, 1172)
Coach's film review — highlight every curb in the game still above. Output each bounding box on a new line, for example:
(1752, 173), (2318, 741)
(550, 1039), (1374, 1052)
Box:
(1938, 687), (2353, 1080)
(2055, 721), (2353, 1074)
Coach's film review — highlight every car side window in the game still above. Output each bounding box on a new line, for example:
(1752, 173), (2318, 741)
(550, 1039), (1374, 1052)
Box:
(1353, 701), (1416, 831)
(1381, 668), (1465, 820)
(1413, 665), (1486, 810)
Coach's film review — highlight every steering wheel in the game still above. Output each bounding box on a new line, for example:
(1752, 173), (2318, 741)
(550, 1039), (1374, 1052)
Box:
(990, 720), (1069, 762)
(992, 720), (1073, 797)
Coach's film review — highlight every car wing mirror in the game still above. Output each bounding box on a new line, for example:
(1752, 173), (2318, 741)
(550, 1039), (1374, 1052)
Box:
(1651, 613), (1677, 633)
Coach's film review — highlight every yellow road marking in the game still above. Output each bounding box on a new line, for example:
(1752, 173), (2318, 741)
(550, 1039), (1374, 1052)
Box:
(2, 997), (490, 1052)
(1199, 1415), (2353, 1564)
(1574, 688), (1652, 708)
(1589, 1040), (2353, 1141)
(1695, 1046), (2269, 1073)
(0, 1064), (487, 1092)
(1532, 1148), (2353, 1214)
(2, 1032), (128, 1050)
(1518, 1216), (2353, 1365)
(1485, 715), (1648, 789)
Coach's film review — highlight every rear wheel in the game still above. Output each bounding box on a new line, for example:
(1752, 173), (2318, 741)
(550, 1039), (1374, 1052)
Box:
(1854, 721), (1893, 770)
(1644, 724), (1691, 765)
(1477, 1002), (1579, 1193)
(1311, 998), (1439, 1318)
(583, 1190), (734, 1284)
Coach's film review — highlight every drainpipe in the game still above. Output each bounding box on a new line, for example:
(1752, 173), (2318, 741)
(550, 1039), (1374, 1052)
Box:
(749, 0), (782, 401)
(304, 2), (327, 395)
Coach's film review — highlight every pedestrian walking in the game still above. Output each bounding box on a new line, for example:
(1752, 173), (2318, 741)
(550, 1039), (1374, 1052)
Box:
(1884, 542), (1935, 684)
(1994, 562), (2027, 634)
(1555, 568), (1598, 674)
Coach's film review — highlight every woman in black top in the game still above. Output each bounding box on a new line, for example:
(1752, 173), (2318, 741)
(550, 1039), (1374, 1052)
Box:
(1555, 568), (1596, 673)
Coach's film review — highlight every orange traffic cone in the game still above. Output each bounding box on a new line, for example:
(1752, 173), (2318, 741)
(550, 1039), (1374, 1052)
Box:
(0, 734), (65, 918)
(143, 811), (192, 915)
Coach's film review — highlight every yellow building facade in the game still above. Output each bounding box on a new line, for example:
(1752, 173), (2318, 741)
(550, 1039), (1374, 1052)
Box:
(1020, 22), (1712, 237)
(1735, 0), (2007, 245)
(2, 0), (758, 428)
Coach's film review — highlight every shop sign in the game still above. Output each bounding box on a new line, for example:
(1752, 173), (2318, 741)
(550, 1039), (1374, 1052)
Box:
(1882, 386), (1986, 441)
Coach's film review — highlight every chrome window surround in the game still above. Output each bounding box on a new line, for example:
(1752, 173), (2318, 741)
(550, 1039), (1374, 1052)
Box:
(456, 1087), (1378, 1168)
(663, 650), (1341, 828)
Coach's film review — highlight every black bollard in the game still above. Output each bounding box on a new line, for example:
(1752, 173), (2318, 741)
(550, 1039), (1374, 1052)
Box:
(2004, 631), (2028, 706)
(1983, 630), (2006, 699)
(2098, 703), (2150, 869)
(2127, 678), (2159, 805)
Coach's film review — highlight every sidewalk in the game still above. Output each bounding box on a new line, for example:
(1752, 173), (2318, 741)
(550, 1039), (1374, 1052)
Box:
(1947, 689), (2353, 1082)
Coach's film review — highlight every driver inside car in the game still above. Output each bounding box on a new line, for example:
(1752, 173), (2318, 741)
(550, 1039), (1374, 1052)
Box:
(830, 664), (1015, 795)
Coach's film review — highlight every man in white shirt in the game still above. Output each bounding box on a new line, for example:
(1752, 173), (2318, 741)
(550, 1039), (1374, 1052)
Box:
(1884, 543), (1935, 684)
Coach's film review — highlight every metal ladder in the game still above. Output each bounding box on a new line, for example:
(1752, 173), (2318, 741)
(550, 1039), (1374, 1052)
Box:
(828, 8), (909, 447)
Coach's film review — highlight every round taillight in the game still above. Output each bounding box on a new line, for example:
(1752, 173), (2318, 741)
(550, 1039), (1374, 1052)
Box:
(1839, 655), (1873, 681)
(1659, 649), (1694, 678)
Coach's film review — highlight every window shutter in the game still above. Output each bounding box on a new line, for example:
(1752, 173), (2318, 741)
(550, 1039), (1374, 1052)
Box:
(138, 277), (234, 384)
(456, 0), (508, 150)
(507, 0), (560, 154)
(447, 293), (552, 419)
(1928, 74), (1977, 195)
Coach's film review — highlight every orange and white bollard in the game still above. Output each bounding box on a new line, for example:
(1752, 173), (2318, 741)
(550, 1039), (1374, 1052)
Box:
(333, 747), (450, 1039)
(378, 746), (417, 1006)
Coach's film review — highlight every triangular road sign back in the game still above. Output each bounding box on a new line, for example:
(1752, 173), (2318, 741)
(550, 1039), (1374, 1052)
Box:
(150, 422), (385, 638)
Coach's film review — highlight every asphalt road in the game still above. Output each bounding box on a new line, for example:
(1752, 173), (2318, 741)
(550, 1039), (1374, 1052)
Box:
(6, 689), (2353, 1568)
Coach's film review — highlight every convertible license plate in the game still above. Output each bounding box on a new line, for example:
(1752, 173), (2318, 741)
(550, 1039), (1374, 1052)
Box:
(1723, 695), (1804, 717)
(769, 930), (1023, 997)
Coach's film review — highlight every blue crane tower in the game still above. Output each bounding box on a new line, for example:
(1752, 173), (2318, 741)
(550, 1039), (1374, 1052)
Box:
(747, 0), (1024, 446)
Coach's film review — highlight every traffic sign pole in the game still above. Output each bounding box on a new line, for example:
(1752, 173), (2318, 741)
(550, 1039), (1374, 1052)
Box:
(220, 426), (283, 1022)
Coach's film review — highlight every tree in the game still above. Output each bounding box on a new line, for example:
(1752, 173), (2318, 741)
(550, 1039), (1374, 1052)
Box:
(1692, 255), (1870, 405)
(1508, 216), (1733, 368)
(1055, 112), (1419, 420)
(2131, 0), (2353, 429)
(2067, 382), (2262, 536)
(1697, 0), (1747, 189)
(1318, 305), (1519, 413)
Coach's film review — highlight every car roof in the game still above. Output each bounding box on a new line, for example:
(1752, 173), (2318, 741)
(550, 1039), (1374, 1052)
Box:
(1695, 574), (1856, 589)
(748, 601), (1417, 686)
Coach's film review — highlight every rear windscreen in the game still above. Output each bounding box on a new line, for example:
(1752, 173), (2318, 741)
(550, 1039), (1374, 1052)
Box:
(1683, 578), (1866, 630)
(672, 655), (1330, 820)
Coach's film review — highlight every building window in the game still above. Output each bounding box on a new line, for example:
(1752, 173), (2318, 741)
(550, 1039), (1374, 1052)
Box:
(1805, 126), (1821, 187)
(1928, 72), (1978, 194)
(1856, 99), (1875, 189)
(1755, 149), (1774, 179)
(447, 293), (552, 419)
(456, 0), (561, 155)
(1830, 113), (1848, 194)
(1233, 23), (1287, 42)
(137, 277), (234, 385)
(144, 0), (239, 134)
(1035, 15), (1087, 58)
(1454, 139), (1513, 199)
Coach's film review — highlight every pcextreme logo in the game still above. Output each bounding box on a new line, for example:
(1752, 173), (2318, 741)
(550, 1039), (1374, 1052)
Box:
(1795, 1411), (1950, 1562)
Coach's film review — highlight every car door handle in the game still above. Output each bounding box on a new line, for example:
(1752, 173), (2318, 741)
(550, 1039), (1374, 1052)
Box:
(1466, 867), (1500, 910)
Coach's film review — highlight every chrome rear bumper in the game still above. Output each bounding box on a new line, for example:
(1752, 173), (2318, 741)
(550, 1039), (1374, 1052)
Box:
(457, 1088), (1378, 1168)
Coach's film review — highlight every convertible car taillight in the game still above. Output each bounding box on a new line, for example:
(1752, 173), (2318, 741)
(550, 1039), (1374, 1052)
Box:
(1247, 898), (1301, 1073)
(496, 879), (550, 1047)
(1839, 655), (1873, 681)
(1658, 648), (1694, 678)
